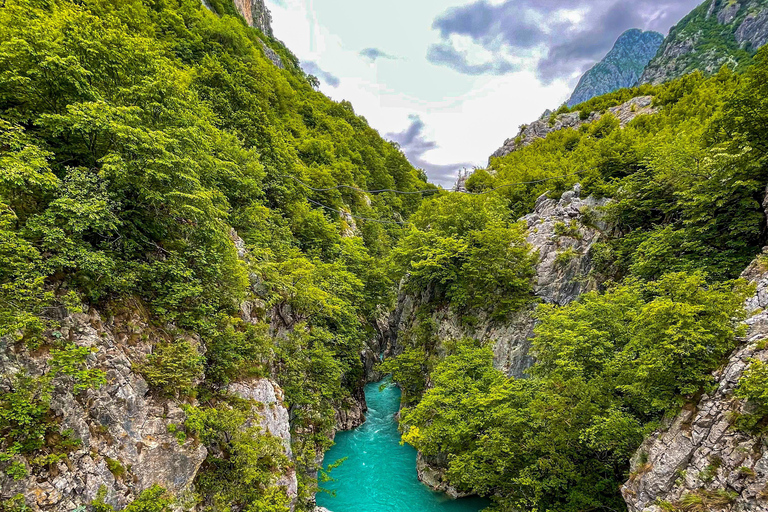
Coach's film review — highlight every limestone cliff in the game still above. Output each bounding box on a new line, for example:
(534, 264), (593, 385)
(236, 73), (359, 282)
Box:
(568, 29), (664, 107)
(383, 184), (608, 380)
(232, 0), (273, 36)
(490, 96), (657, 162)
(621, 252), (768, 512)
(0, 306), (296, 510)
(639, 0), (768, 85)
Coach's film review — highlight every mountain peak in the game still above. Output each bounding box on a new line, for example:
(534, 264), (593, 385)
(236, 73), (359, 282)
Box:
(567, 29), (664, 107)
(639, 0), (768, 85)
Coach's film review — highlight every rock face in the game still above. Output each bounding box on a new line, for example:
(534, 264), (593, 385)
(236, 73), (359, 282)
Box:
(621, 253), (768, 512)
(0, 307), (208, 510)
(639, 0), (768, 85)
(385, 184), (608, 379)
(490, 96), (656, 162)
(416, 453), (471, 499)
(0, 304), (298, 510)
(232, 0), (273, 36)
(523, 184), (609, 306)
(568, 29), (664, 107)
(228, 378), (298, 504)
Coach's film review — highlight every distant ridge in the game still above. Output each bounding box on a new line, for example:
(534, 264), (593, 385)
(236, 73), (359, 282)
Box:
(567, 29), (664, 107)
(639, 0), (768, 84)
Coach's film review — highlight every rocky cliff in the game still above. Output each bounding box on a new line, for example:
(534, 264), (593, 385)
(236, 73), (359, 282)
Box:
(233, 0), (273, 36)
(0, 306), (296, 510)
(384, 184), (609, 379)
(639, 0), (768, 85)
(568, 29), (664, 107)
(622, 251), (768, 512)
(490, 96), (657, 162)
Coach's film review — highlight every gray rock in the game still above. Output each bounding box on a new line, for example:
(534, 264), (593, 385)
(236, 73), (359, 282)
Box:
(0, 309), (207, 510)
(736, 10), (768, 49)
(384, 184), (608, 381)
(622, 253), (768, 512)
(490, 96), (656, 161)
(568, 29), (664, 107)
(228, 378), (298, 507)
(416, 453), (471, 499)
(232, 0), (273, 36)
(258, 40), (285, 69)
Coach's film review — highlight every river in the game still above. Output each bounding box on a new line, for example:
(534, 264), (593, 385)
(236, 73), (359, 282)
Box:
(316, 379), (491, 512)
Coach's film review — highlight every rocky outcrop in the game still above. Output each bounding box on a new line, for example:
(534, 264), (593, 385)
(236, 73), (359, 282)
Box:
(621, 253), (768, 512)
(416, 453), (471, 499)
(0, 298), (299, 511)
(736, 9), (768, 49)
(385, 184), (608, 379)
(523, 184), (609, 305)
(258, 40), (285, 69)
(568, 29), (664, 107)
(232, 0), (273, 36)
(228, 378), (298, 505)
(490, 96), (656, 161)
(0, 307), (207, 510)
(639, 0), (768, 85)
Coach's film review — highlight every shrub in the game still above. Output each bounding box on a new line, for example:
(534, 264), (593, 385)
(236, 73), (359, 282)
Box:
(134, 340), (204, 399)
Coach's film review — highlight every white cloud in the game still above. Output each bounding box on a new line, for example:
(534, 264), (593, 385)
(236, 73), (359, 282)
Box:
(263, 0), (672, 187)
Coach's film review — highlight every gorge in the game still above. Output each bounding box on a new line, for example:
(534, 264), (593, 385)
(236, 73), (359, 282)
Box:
(4, 0), (768, 511)
(316, 380), (489, 512)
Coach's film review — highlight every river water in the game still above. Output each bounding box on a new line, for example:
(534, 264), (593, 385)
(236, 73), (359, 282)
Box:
(316, 380), (491, 512)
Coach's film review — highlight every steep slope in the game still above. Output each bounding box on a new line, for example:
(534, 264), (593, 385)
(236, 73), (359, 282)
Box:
(622, 250), (768, 512)
(490, 95), (657, 161)
(382, 48), (768, 511)
(567, 29), (664, 107)
(640, 0), (768, 84)
(0, 0), (430, 510)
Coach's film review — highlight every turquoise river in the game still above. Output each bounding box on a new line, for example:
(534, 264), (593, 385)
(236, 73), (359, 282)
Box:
(316, 380), (490, 512)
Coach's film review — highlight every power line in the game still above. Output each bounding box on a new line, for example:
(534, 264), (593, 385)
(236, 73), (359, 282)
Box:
(292, 166), (598, 225)
(305, 198), (406, 225)
(282, 167), (595, 197)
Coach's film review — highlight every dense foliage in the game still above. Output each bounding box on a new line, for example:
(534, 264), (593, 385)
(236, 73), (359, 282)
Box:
(389, 194), (537, 319)
(395, 274), (749, 511)
(0, 0), (431, 508)
(476, 52), (768, 282)
(384, 44), (768, 512)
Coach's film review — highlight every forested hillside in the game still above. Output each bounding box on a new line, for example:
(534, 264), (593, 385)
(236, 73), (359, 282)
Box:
(0, 0), (431, 509)
(384, 49), (768, 511)
(5, 0), (768, 512)
(640, 0), (768, 84)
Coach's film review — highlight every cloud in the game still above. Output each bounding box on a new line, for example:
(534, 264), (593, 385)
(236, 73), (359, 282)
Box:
(387, 115), (474, 188)
(428, 0), (703, 82)
(427, 42), (519, 76)
(360, 47), (397, 62)
(301, 61), (341, 88)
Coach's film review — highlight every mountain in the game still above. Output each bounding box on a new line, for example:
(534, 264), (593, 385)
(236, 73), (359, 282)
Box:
(567, 29), (664, 107)
(0, 0), (431, 510)
(640, 0), (768, 84)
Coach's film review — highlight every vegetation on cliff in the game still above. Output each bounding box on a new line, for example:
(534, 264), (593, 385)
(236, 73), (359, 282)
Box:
(385, 46), (768, 511)
(0, 0), (431, 508)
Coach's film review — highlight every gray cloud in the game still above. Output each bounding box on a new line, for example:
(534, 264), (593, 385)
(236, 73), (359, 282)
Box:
(387, 115), (474, 188)
(428, 0), (703, 82)
(360, 47), (397, 62)
(428, 42), (519, 75)
(301, 61), (341, 88)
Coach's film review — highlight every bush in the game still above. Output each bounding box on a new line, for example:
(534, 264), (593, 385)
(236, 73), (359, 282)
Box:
(134, 340), (204, 399)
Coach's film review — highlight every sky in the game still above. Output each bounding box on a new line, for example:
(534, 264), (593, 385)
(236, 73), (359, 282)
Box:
(266, 0), (703, 187)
